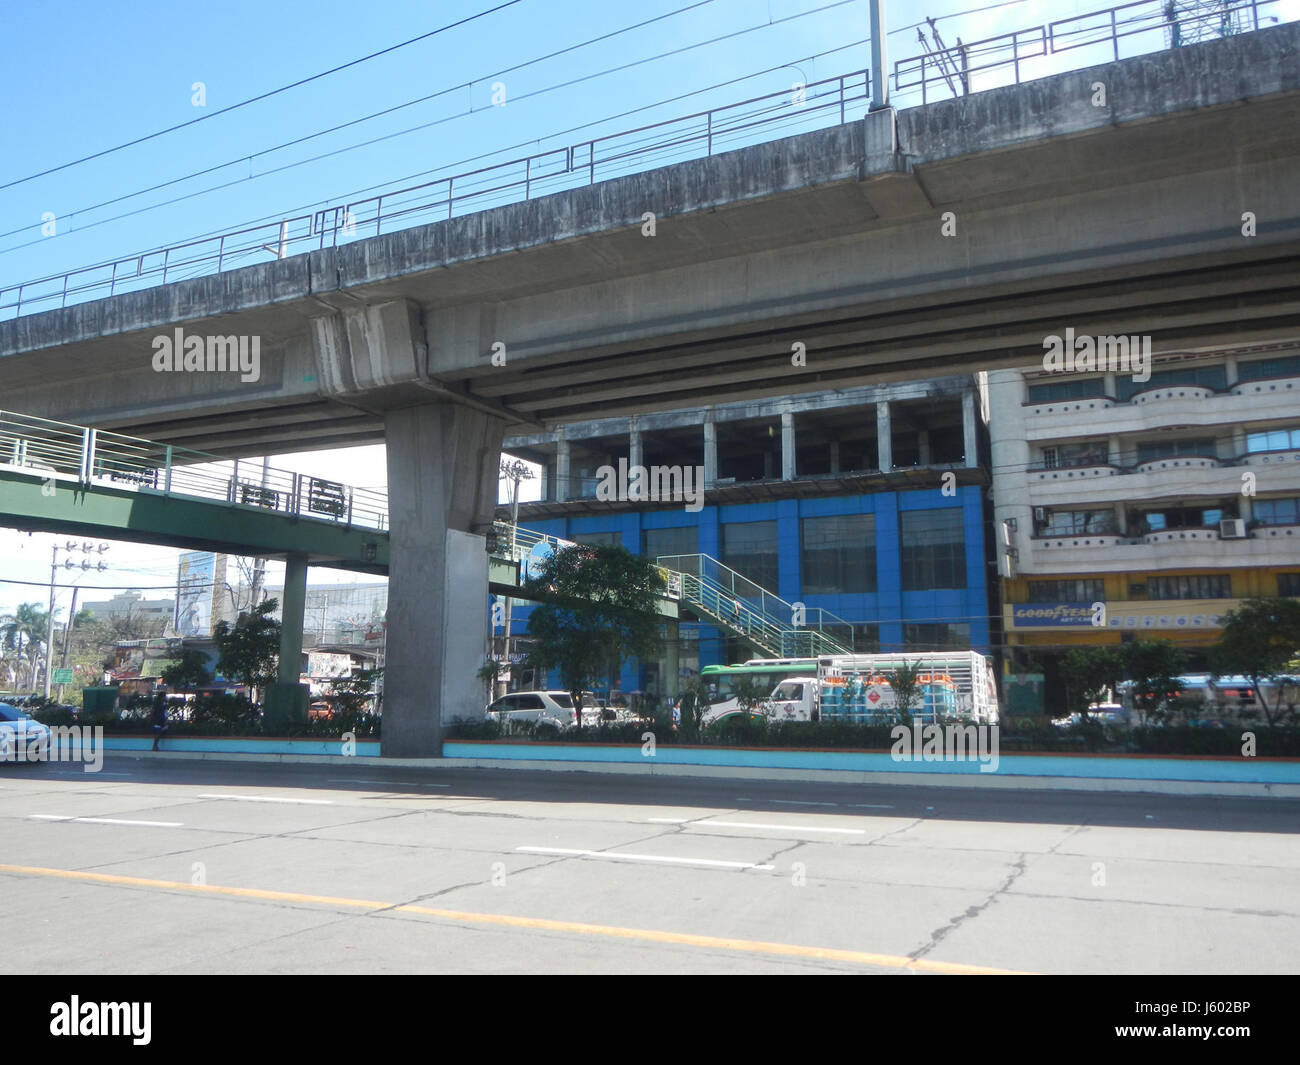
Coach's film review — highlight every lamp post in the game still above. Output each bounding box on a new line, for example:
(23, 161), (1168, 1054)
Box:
(498, 458), (535, 697)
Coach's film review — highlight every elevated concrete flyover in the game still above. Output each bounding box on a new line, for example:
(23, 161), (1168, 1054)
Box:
(3, 23), (1299, 754)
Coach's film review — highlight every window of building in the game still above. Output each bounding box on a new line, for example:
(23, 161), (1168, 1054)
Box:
(1041, 441), (1108, 468)
(571, 531), (622, 547)
(800, 514), (876, 594)
(1147, 574), (1232, 599)
(1133, 504), (1234, 534)
(1254, 498), (1300, 526)
(1135, 437), (1217, 462)
(852, 624), (880, 653)
(904, 623), (971, 650)
(1245, 427), (1300, 453)
(721, 520), (778, 590)
(1027, 579), (1104, 602)
(1039, 510), (1118, 536)
(642, 525), (698, 561)
(1115, 365), (1226, 401)
(1237, 354), (1300, 382)
(1278, 573), (1300, 597)
(1026, 378), (1106, 404)
(899, 509), (966, 590)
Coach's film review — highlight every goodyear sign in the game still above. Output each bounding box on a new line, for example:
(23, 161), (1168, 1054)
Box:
(1010, 603), (1095, 627)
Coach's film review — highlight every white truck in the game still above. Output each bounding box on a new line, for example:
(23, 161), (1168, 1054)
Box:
(703, 652), (1000, 726)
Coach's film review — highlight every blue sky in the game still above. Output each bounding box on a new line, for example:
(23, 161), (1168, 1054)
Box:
(1, 0), (1295, 612)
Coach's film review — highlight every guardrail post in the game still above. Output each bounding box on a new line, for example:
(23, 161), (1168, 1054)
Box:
(706, 111), (713, 155)
(229, 459), (239, 503)
(109, 261), (118, 297)
(345, 486), (354, 526)
(163, 445), (173, 494)
(448, 178), (454, 219)
(217, 234), (225, 272)
(15, 284), (22, 315)
(61, 272), (70, 309)
(525, 156), (531, 199)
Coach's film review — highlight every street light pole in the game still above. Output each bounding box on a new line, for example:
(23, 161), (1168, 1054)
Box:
(498, 458), (535, 698)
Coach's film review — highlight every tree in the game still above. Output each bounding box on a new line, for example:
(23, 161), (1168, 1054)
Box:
(523, 545), (665, 730)
(213, 599), (281, 702)
(1060, 646), (1124, 719)
(1210, 598), (1300, 726)
(161, 648), (213, 694)
(476, 658), (501, 702)
(0, 602), (50, 690)
(886, 661), (924, 724)
(1122, 639), (1187, 724)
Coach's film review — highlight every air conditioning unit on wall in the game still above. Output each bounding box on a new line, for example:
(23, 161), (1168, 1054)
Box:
(1220, 519), (1246, 539)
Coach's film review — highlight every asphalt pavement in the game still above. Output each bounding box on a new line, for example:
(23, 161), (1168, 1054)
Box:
(2, 756), (1297, 974)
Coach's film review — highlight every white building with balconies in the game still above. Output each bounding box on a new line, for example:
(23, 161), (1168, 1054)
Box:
(989, 347), (1300, 669)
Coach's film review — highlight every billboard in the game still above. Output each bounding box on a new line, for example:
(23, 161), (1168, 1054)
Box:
(175, 552), (217, 637)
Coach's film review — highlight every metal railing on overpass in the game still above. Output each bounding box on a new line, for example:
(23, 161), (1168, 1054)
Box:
(895, 0), (1280, 105)
(0, 409), (388, 531)
(0, 71), (871, 320)
(0, 0), (1287, 321)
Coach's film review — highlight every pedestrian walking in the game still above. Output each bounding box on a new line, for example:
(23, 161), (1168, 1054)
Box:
(151, 690), (169, 751)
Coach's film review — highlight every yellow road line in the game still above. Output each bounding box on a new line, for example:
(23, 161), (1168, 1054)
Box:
(0, 862), (1024, 974)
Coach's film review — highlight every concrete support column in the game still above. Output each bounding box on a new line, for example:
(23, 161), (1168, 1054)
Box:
(962, 389), (978, 468)
(1108, 434), (1124, 466)
(663, 620), (680, 704)
(629, 418), (643, 470)
(1225, 355), (1239, 389)
(876, 402), (892, 473)
(703, 418), (717, 490)
(384, 401), (506, 757)
(264, 553), (309, 729)
(538, 462), (549, 503)
(555, 436), (570, 502)
(829, 440), (840, 474)
(1231, 425), (1247, 459)
(918, 429), (932, 466)
(781, 410), (796, 480)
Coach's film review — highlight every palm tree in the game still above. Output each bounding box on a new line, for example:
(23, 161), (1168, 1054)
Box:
(0, 602), (51, 691)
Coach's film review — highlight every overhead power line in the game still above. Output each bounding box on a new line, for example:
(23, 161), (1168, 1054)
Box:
(0, 0), (723, 243)
(0, 0), (528, 193)
(0, 0), (858, 264)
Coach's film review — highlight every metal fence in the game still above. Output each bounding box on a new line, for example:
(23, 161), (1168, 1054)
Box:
(0, 408), (388, 530)
(894, 0), (1278, 105)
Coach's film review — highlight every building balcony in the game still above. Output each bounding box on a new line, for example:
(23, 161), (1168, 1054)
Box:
(1129, 384), (1215, 405)
(1021, 525), (1300, 573)
(1021, 376), (1300, 440)
(1239, 448), (1300, 468)
(1023, 453), (1300, 507)
(1231, 374), (1300, 399)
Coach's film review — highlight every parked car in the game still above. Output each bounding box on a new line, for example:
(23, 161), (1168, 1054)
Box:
(0, 702), (51, 763)
(484, 691), (579, 732)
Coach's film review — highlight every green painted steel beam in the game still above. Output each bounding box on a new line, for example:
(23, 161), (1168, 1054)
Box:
(0, 471), (387, 574)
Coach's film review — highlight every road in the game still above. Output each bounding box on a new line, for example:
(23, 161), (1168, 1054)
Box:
(2, 757), (1297, 974)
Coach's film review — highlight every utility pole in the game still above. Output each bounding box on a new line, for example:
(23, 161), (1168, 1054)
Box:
(44, 541), (109, 700)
